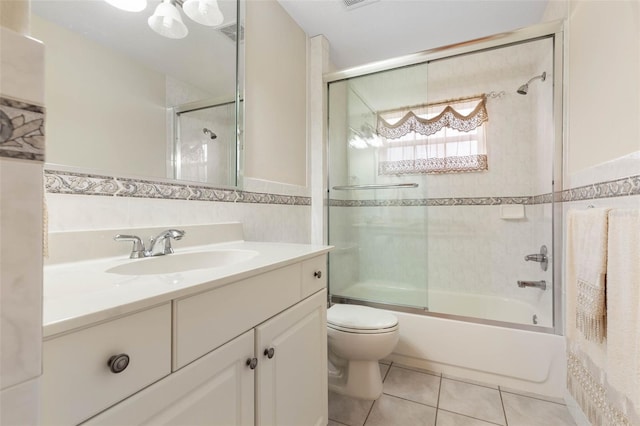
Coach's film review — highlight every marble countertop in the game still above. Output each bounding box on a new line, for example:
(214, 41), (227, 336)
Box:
(43, 240), (331, 338)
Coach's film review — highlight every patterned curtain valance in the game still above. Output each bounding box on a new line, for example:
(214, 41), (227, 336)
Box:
(376, 96), (488, 140)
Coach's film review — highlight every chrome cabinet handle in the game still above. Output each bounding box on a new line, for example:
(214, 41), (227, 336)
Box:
(107, 354), (130, 374)
(314, 270), (322, 279)
(263, 348), (275, 359)
(246, 358), (258, 369)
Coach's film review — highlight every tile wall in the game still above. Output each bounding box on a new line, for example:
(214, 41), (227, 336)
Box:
(0, 26), (44, 424)
(44, 172), (312, 243)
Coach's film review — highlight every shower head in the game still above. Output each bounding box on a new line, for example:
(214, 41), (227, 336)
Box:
(203, 128), (217, 139)
(517, 71), (547, 95)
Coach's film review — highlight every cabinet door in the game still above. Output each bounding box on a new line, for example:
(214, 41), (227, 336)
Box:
(84, 330), (255, 426)
(255, 289), (327, 426)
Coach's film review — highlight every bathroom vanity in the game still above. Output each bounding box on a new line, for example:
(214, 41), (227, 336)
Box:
(41, 224), (330, 425)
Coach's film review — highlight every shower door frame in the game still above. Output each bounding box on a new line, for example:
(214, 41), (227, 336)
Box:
(324, 20), (565, 336)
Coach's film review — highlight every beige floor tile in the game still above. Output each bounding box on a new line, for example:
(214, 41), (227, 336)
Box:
(329, 420), (350, 426)
(365, 394), (437, 426)
(501, 393), (576, 426)
(328, 391), (375, 426)
(383, 366), (441, 407)
(379, 362), (391, 380)
(438, 379), (505, 425)
(436, 410), (502, 426)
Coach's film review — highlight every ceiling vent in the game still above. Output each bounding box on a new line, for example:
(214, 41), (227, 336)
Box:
(343, 0), (379, 11)
(218, 23), (244, 42)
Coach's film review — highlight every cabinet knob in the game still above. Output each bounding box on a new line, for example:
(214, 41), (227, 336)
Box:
(263, 347), (275, 359)
(246, 358), (258, 370)
(314, 270), (322, 279)
(107, 354), (130, 374)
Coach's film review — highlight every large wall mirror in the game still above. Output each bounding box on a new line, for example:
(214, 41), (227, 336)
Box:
(32, 0), (243, 188)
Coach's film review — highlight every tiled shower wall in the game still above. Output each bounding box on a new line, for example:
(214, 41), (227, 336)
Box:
(329, 38), (555, 323)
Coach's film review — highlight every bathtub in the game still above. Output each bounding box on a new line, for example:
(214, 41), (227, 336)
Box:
(333, 281), (566, 398)
(335, 280), (552, 326)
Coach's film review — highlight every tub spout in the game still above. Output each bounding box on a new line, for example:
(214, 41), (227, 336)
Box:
(517, 280), (547, 290)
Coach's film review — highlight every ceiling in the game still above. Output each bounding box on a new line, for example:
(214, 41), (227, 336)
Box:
(277, 0), (549, 70)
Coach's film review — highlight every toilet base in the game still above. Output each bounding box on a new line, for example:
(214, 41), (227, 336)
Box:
(328, 360), (383, 400)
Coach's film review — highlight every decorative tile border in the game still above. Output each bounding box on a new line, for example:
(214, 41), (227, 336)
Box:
(0, 97), (45, 161)
(561, 174), (640, 202)
(44, 169), (311, 206)
(330, 196), (532, 207)
(330, 174), (640, 207)
(44, 169), (637, 207)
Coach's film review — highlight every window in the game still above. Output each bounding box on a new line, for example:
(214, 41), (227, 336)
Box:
(377, 96), (488, 175)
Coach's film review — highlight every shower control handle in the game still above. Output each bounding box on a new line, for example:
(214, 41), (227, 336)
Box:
(314, 271), (322, 279)
(524, 245), (548, 271)
(264, 348), (275, 359)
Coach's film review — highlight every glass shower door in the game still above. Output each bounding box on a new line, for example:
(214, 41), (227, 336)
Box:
(327, 63), (430, 311)
(327, 35), (557, 330)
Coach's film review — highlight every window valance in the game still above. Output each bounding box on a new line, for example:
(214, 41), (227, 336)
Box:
(376, 95), (489, 175)
(376, 96), (488, 140)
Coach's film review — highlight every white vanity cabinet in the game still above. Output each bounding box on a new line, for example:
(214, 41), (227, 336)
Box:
(256, 289), (327, 426)
(84, 330), (256, 426)
(42, 303), (173, 425)
(42, 253), (329, 426)
(86, 289), (327, 426)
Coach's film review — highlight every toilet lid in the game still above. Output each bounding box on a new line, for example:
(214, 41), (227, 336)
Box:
(327, 304), (398, 331)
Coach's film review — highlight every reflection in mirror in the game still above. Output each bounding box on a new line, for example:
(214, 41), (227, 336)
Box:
(31, 0), (242, 188)
(173, 98), (237, 185)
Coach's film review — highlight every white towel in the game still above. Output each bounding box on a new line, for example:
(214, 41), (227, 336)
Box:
(606, 209), (640, 418)
(566, 208), (610, 344)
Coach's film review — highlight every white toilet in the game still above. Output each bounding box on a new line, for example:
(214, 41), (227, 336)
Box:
(327, 304), (399, 400)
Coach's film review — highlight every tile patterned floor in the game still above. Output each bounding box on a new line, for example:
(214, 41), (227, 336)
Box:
(328, 362), (576, 426)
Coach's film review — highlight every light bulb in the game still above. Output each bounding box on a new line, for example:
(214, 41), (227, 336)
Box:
(183, 0), (224, 26)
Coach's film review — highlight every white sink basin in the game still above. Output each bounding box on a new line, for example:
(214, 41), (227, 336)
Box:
(106, 249), (259, 276)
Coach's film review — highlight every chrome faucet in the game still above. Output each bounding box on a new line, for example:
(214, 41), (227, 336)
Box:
(114, 229), (186, 259)
(147, 229), (186, 257)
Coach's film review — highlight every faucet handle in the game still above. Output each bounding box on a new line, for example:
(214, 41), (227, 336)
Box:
(114, 234), (146, 259)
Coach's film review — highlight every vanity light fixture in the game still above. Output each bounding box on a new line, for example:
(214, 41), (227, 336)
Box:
(105, 0), (225, 40)
(105, 0), (148, 12)
(148, 0), (189, 39)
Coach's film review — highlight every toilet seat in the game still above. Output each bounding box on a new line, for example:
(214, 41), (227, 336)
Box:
(328, 304), (399, 334)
